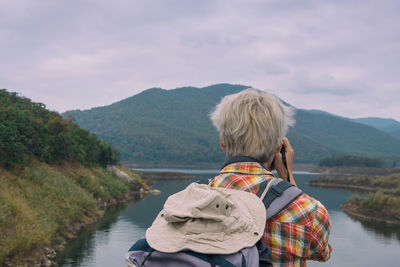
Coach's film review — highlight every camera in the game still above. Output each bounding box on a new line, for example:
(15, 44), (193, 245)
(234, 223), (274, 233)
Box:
(280, 145), (287, 169)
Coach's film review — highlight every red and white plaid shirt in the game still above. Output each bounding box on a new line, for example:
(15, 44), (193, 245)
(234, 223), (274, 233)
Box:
(211, 161), (332, 267)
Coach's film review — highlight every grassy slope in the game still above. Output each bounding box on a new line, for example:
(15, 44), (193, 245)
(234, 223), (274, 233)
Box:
(0, 162), (148, 264)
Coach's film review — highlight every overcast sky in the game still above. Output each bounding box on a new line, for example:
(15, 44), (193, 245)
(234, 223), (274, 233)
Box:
(1, 0), (399, 120)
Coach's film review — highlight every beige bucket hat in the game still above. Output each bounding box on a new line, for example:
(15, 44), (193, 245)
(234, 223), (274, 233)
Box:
(145, 183), (267, 255)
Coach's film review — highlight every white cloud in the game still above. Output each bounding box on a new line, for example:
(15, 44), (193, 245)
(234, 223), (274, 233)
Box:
(0, 0), (399, 120)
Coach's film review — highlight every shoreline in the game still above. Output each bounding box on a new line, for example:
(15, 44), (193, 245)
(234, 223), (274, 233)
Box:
(312, 166), (400, 176)
(123, 162), (319, 172)
(342, 203), (400, 226)
(3, 188), (157, 267)
(2, 165), (159, 267)
(127, 163), (400, 176)
(308, 176), (400, 226)
(306, 181), (380, 193)
(137, 170), (195, 180)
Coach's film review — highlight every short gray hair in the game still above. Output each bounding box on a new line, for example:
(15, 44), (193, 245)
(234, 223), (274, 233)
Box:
(210, 88), (295, 162)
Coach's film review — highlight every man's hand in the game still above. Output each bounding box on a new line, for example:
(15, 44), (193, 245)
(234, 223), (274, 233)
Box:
(272, 137), (297, 187)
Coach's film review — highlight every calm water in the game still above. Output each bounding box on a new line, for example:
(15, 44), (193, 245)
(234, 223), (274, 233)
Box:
(56, 171), (400, 267)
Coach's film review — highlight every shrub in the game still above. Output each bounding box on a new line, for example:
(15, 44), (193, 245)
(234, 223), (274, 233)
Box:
(319, 154), (382, 167)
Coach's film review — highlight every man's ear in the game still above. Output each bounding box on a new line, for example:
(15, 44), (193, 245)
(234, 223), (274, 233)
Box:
(220, 137), (226, 152)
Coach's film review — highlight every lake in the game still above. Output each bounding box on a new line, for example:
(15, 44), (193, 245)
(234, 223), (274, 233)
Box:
(56, 170), (400, 267)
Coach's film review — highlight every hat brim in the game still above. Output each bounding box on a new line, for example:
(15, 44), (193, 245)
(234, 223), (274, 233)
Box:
(146, 185), (266, 254)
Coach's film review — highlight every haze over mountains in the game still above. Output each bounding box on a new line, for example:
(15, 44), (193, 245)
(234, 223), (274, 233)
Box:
(63, 84), (400, 167)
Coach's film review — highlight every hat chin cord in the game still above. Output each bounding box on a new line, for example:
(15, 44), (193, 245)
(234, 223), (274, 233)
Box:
(259, 178), (276, 201)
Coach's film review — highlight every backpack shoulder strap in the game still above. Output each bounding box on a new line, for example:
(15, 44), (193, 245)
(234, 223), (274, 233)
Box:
(128, 238), (156, 266)
(128, 238), (153, 252)
(257, 178), (303, 220)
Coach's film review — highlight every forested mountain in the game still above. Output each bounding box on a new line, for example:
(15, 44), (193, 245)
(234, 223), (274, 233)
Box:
(353, 117), (400, 139)
(0, 89), (119, 169)
(63, 84), (400, 167)
(63, 84), (247, 167)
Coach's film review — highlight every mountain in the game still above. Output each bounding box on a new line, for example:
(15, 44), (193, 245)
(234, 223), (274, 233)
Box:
(293, 110), (400, 162)
(63, 84), (247, 167)
(353, 117), (400, 139)
(307, 109), (343, 118)
(63, 84), (400, 167)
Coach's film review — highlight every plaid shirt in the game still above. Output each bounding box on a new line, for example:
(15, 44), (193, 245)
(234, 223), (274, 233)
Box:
(210, 161), (332, 267)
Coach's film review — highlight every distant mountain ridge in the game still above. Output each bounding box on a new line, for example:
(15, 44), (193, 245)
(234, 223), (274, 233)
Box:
(63, 84), (400, 167)
(353, 117), (400, 139)
(307, 111), (400, 139)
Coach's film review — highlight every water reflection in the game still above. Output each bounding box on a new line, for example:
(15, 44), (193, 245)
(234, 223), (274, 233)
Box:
(56, 203), (130, 266)
(349, 216), (400, 242)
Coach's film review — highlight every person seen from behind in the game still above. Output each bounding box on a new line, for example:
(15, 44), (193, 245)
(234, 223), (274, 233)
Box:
(209, 89), (332, 266)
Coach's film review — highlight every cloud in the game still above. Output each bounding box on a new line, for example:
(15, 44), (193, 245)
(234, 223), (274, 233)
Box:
(0, 0), (399, 120)
(288, 71), (361, 96)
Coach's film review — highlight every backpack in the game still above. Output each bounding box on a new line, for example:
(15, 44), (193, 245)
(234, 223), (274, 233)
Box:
(126, 178), (302, 267)
(126, 238), (271, 267)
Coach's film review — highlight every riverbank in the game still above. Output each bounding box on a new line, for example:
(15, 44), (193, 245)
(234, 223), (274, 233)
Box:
(126, 162), (400, 176)
(136, 170), (194, 180)
(312, 166), (400, 176)
(342, 202), (400, 226)
(308, 173), (400, 225)
(0, 162), (153, 267)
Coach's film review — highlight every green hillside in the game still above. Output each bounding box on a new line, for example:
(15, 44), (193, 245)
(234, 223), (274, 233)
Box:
(63, 84), (247, 166)
(63, 84), (400, 167)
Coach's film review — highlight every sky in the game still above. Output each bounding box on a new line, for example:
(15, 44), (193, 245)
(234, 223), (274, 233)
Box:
(1, 0), (399, 121)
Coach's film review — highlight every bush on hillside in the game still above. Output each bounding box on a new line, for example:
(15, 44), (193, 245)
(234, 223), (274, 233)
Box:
(319, 154), (382, 168)
(0, 89), (119, 169)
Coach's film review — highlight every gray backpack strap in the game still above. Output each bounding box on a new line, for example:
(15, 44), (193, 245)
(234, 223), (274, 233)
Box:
(261, 178), (303, 220)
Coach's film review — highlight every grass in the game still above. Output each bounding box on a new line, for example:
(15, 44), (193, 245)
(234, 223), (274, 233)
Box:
(316, 173), (400, 223)
(346, 192), (400, 221)
(317, 173), (400, 194)
(0, 161), (148, 263)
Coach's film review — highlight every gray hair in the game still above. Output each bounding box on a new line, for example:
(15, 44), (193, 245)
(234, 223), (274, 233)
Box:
(210, 88), (295, 163)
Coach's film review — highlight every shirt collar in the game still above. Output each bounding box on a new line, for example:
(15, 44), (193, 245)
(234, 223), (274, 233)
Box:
(220, 156), (273, 175)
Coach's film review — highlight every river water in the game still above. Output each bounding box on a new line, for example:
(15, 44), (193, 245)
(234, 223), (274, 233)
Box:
(56, 170), (400, 267)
